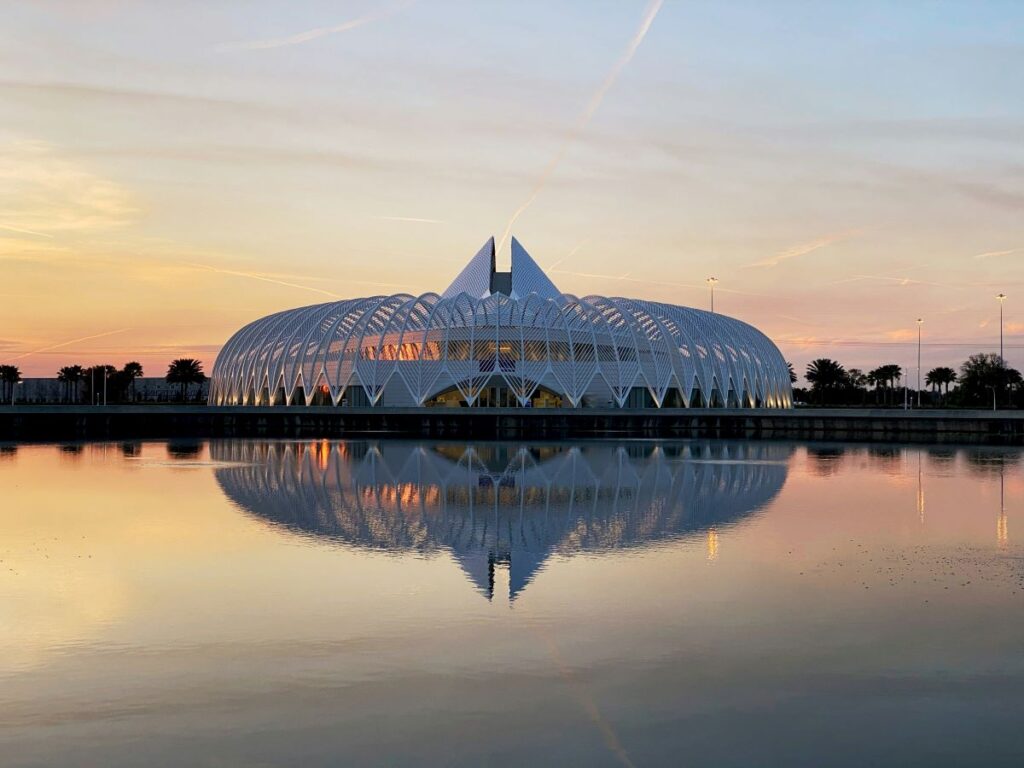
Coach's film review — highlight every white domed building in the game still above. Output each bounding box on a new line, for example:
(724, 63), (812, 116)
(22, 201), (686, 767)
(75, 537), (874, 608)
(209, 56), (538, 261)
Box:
(209, 238), (792, 409)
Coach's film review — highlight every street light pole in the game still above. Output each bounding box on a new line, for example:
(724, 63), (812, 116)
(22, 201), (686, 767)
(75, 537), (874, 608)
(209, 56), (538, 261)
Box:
(916, 318), (923, 408)
(997, 293), (1006, 362)
(997, 293), (1007, 410)
(706, 277), (718, 313)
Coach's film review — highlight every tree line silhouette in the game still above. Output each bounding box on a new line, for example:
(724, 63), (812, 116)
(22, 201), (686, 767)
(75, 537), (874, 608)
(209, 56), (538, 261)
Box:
(794, 353), (1023, 408)
(1, 359), (207, 404)
(4, 354), (1023, 408)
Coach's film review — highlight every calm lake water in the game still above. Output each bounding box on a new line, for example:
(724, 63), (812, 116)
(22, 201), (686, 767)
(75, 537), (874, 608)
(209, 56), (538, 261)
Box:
(1, 439), (1022, 767)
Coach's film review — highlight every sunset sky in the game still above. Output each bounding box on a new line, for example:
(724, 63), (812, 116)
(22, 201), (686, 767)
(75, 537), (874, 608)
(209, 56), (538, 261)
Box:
(1, 0), (1022, 380)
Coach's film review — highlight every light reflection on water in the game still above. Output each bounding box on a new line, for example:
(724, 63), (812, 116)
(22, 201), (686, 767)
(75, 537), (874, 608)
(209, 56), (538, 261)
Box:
(212, 441), (791, 601)
(0, 439), (1022, 767)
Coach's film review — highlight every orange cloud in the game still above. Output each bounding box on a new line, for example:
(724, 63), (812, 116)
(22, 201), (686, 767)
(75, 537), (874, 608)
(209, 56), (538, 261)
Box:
(884, 328), (917, 342)
(0, 140), (137, 235)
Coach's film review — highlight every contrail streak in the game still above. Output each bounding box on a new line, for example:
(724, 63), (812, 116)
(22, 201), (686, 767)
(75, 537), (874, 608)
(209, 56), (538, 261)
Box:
(0, 223), (53, 238)
(373, 215), (443, 224)
(550, 268), (773, 298)
(11, 328), (131, 360)
(185, 263), (341, 298)
(185, 263), (407, 295)
(217, 0), (416, 51)
(746, 230), (856, 268)
(547, 238), (589, 271)
(497, 0), (664, 252)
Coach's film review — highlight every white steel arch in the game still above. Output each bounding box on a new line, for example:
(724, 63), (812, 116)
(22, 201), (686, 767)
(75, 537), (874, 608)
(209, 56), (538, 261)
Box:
(209, 240), (793, 409)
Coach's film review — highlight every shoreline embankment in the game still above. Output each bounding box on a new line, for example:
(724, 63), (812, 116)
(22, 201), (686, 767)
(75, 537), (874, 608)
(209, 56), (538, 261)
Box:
(2, 406), (1023, 445)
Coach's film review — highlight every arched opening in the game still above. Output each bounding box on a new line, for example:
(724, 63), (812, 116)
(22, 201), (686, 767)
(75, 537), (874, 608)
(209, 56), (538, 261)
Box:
(663, 388), (686, 408)
(624, 386), (656, 409)
(310, 384), (332, 406)
(425, 378), (564, 408)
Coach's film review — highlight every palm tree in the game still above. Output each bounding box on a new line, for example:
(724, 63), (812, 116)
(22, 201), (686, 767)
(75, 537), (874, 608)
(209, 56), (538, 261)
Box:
(925, 366), (957, 404)
(166, 358), (206, 402)
(57, 366), (71, 403)
(805, 358), (847, 404)
(66, 364), (84, 403)
(57, 365), (86, 403)
(123, 361), (144, 402)
(846, 368), (868, 404)
(867, 368), (884, 404)
(786, 362), (798, 384)
(868, 364), (902, 406)
(0, 364), (23, 403)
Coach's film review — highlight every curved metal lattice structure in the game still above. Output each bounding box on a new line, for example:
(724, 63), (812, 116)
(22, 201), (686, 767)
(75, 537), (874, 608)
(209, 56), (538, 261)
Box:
(210, 238), (793, 408)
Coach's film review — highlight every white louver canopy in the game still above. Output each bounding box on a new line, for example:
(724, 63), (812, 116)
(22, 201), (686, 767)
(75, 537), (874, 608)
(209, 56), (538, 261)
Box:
(210, 237), (794, 410)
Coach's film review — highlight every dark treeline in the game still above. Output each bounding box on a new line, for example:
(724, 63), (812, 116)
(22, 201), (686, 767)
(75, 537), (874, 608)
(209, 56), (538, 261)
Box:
(794, 353), (1023, 408)
(15, 358), (208, 404)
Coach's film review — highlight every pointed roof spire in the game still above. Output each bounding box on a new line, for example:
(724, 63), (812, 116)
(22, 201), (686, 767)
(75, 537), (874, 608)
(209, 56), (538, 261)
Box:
(441, 236), (563, 301)
(510, 237), (562, 300)
(441, 237), (495, 299)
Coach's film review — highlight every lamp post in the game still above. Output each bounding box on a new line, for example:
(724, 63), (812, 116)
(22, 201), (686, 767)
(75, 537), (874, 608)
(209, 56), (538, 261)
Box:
(997, 293), (1006, 362)
(706, 277), (718, 313)
(916, 318), (923, 408)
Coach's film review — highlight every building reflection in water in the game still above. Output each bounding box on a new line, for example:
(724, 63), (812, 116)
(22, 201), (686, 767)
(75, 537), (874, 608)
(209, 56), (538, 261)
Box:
(213, 440), (792, 601)
(998, 465), (1009, 548)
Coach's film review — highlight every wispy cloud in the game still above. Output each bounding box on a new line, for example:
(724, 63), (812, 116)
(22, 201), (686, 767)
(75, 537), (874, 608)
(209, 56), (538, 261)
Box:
(884, 328), (917, 341)
(373, 215), (443, 224)
(11, 328), (131, 361)
(974, 247), (1021, 259)
(0, 140), (137, 235)
(217, 0), (416, 52)
(747, 230), (856, 269)
(498, 0), (664, 250)
(0, 223), (53, 238)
